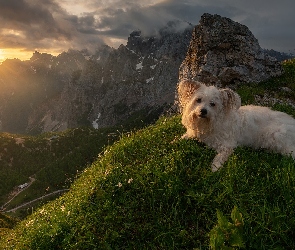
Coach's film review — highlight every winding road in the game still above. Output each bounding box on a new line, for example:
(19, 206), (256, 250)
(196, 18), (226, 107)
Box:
(4, 189), (69, 213)
(0, 177), (36, 211)
(1, 176), (69, 213)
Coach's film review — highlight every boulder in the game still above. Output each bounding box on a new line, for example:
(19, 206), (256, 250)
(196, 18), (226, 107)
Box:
(179, 13), (282, 85)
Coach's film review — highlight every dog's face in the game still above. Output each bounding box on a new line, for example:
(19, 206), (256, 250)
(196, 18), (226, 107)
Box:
(187, 85), (221, 120)
(178, 80), (241, 130)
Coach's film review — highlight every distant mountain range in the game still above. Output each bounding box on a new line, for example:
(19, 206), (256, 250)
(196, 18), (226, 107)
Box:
(263, 49), (294, 62)
(0, 21), (193, 134)
(0, 20), (293, 135)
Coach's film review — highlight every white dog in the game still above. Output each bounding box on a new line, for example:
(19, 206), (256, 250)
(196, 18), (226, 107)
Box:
(177, 79), (295, 171)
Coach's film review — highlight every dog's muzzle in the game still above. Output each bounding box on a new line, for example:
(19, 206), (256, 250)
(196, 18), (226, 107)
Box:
(199, 108), (207, 118)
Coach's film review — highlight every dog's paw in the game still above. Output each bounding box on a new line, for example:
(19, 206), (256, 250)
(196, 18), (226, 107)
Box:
(211, 149), (233, 172)
(211, 162), (222, 172)
(181, 133), (189, 140)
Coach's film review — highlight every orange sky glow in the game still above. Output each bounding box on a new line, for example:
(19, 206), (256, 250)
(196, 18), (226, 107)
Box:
(0, 49), (33, 63)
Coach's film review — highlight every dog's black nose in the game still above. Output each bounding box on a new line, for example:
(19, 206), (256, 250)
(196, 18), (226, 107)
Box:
(200, 108), (207, 116)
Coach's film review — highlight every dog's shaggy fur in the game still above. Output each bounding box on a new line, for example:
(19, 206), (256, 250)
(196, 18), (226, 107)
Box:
(178, 79), (295, 171)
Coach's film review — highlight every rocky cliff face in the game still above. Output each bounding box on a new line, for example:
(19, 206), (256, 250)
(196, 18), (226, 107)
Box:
(0, 50), (88, 133)
(27, 21), (193, 133)
(179, 13), (282, 85)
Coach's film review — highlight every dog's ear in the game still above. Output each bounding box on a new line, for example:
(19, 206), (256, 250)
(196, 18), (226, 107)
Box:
(220, 88), (241, 111)
(177, 79), (203, 109)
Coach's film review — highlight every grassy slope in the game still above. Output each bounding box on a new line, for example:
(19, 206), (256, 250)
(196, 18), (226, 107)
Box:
(0, 107), (162, 217)
(0, 127), (118, 213)
(0, 115), (295, 249)
(0, 59), (295, 249)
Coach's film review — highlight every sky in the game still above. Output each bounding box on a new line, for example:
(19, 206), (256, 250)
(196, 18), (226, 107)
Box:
(0, 0), (294, 63)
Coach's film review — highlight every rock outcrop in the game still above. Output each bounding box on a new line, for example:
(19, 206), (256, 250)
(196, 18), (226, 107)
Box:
(179, 13), (282, 85)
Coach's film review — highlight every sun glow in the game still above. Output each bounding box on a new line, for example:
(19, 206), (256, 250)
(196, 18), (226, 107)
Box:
(0, 49), (5, 63)
(0, 49), (36, 64)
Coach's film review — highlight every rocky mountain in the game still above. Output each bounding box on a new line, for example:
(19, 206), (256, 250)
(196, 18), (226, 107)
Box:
(264, 49), (295, 62)
(179, 13), (282, 85)
(0, 21), (193, 134)
(0, 50), (88, 134)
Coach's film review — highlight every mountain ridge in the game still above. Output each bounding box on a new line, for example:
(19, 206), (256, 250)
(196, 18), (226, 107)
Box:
(0, 20), (194, 135)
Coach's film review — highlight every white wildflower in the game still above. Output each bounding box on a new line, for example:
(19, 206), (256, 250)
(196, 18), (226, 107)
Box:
(26, 219), (34, 227)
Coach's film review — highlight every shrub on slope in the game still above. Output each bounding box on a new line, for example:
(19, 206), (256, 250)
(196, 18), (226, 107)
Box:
(1, 116), (295, 249)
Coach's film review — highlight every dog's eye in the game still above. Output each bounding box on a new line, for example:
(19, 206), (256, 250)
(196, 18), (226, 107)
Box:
(196, 98), (202, 103)
(210, 102), (216, 107)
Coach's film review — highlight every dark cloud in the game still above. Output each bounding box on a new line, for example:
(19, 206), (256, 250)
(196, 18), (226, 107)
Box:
(0, 0), (294, 55)
(76, 15), (98, 34)
(93, 1), (200, 38)
(0, 0), (71, 39)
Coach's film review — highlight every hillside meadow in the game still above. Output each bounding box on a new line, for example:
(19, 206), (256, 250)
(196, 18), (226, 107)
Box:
(0, 106), (162, 218)
(0, 59), (295, 249)
(0, 115), (295, 249)
(0, 127), (118, 217)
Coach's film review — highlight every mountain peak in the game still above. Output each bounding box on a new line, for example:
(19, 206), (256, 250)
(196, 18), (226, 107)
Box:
(179, 13), (282, 85)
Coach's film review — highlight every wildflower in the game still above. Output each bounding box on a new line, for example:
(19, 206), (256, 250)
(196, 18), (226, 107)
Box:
(128, 178), (133, 184)
(117, 182), (122, 188)
(26, 220), (34, 227)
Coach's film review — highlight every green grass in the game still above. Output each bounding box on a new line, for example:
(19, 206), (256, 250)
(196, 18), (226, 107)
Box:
(0, 115), (295, 249)
(0, 213), (18, 229)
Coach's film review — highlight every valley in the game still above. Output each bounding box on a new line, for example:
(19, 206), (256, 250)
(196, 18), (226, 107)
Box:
(0, 105), (163, 219)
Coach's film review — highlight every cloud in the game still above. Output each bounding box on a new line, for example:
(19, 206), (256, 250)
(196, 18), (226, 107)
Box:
(0, 0), (74, 51)
(0, 0), (294, 56)
(91, 1), (202, 38)
(0, 0), (71, 40)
